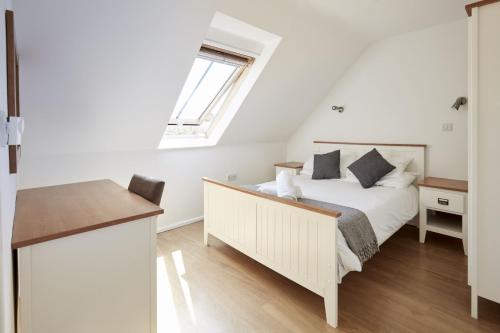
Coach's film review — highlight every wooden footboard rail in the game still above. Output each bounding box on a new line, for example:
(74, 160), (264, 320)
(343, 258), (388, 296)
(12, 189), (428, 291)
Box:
(202, 177), (340, 327)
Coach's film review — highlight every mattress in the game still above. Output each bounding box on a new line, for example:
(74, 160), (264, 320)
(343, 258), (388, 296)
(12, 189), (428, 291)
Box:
(258, 175), (419, 279)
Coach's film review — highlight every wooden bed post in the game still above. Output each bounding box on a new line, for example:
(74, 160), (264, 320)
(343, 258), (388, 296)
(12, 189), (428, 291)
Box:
(324, 251), (338, 326)
(325, 283), (338, 327)
(323, 215), (338, 328)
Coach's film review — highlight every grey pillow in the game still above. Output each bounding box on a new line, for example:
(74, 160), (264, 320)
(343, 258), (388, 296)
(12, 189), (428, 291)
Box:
(312, 150), (341, 179)
(347, 149), (395, 188)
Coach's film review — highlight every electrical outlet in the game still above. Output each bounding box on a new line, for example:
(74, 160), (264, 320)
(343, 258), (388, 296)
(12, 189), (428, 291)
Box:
(227, 173), (237, 182)
(442, 123), (454, 132)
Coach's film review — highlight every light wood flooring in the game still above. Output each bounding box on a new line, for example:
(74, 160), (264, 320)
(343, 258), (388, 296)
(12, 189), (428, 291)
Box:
(156, 222), (500, 332)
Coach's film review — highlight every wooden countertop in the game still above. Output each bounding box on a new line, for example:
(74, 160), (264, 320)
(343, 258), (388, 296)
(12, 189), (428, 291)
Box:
(274, 162), (304, 169)
(12, 179), (164, 249)
(466, 0), (500, 16)
(417, 177), (468, 193)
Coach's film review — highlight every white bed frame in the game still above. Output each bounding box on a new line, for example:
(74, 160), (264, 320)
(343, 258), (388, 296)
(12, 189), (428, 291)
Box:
(203, 141), (426, 328)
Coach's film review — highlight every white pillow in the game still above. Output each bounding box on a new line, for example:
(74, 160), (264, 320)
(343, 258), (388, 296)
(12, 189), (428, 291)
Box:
(376, 172), (418, 189)
(276, 171), (302, 200)
(340, 153), (358, 178)
(343, 170), (359, 183)
(300, 156), (314, 176)
(386, 155), (413, 173)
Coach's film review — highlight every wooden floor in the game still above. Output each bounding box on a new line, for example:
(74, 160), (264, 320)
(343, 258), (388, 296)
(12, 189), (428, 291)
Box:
(157, 222), (500, 333)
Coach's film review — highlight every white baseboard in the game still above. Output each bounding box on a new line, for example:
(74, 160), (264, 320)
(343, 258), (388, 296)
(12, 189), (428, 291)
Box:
(156, 216), (203, 234)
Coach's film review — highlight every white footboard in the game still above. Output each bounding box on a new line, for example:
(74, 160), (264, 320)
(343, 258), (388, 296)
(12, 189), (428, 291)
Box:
(203, 178), (339, 327)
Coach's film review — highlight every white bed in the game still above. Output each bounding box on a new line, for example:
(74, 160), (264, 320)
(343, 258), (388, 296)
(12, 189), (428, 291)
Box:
(203, 141), (426, 328)
(257, 175), (419, 278)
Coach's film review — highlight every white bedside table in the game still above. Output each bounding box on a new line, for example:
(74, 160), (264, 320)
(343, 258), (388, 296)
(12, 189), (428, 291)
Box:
(274, 162), (303, 177)
(418, 177), (468, 254)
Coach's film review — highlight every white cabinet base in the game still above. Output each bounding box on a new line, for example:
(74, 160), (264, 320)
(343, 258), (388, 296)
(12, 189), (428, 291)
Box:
(17, 217), (157, 333)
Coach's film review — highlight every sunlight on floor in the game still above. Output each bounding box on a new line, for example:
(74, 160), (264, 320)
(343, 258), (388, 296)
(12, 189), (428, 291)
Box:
(172, 250), (197, 324)
(157, 250), (197, 332)
(157, 256), (181, 333)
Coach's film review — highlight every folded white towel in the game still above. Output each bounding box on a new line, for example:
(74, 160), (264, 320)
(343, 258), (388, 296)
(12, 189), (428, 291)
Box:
(276, 171), (302, 200)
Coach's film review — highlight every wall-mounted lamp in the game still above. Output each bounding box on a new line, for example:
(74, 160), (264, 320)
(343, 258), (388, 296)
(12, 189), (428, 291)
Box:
(451, 97), (467, 110)
(332, 105), (344, 113)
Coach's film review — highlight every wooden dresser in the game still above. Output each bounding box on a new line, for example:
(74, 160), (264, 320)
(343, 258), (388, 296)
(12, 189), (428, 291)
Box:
(12, 180), (164, 333)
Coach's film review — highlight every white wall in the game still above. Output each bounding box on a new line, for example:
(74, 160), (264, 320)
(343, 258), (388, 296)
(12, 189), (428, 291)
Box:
(13, 0), (465, 154)
(476, 1), (500, 304)
(13, 0), (368, 155)
(0, 0), (17, 331)
(19, 142), (285, 230)
(287, 20), (468, 180)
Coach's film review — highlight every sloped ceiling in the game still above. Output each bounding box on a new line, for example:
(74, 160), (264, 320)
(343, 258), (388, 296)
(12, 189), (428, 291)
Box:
(14, 0), (467, 155)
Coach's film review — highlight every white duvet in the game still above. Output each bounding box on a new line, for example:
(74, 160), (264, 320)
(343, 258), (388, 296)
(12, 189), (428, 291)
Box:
(258, 175), (419, 280)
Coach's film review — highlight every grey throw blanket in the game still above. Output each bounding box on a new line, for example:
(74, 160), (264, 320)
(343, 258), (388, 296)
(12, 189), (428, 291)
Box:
(299, 198), (379, 264)
(243, 185), (379, 264)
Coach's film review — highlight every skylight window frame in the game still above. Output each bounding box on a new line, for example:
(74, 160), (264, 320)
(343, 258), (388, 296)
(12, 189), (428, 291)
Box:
(168, 44), (254, 127)
(159, 12), (282, 150)
(168, 63), (243, 126)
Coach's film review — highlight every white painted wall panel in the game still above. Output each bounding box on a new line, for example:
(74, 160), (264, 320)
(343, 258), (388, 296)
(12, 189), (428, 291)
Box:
(18, 218), (156, 333)
(476, 1), (500, 304)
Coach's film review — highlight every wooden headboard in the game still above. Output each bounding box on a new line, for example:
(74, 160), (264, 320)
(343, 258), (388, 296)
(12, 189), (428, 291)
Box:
(313, 141), (426, 181)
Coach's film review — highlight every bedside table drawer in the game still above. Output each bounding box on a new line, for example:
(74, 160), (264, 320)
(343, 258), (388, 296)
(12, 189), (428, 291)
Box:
(420, 188), (465, 214)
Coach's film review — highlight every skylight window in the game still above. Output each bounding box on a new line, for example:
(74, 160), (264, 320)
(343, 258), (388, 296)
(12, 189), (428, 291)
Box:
(167, 45), (253, 131)
(159, 12), (282, 150)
